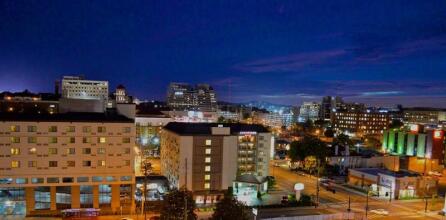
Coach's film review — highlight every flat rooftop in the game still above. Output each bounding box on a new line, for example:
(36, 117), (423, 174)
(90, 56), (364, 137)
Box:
(0, 112), (134, 123)
(352, 168), (420, 178)
(164, 122), (269, 135)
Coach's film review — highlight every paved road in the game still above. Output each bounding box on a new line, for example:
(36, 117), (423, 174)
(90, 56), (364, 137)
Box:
(270, 163), (446, 219)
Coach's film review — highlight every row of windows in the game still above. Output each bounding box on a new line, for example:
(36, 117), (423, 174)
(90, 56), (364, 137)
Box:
(8, 147), (131, 155)
(0, 176), (131, 185)
(10, 159), (131, 168)
(7, 125), (131, 133)
(9, 136), (131, 144)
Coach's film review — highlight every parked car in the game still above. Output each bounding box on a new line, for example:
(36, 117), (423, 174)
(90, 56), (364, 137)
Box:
(370, 209), (389, 215)
(428, 171), (443, 177)
(281, 196), (289, 205)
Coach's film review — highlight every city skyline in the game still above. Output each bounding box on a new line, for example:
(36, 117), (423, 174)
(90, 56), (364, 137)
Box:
(1, 0), (446, 107)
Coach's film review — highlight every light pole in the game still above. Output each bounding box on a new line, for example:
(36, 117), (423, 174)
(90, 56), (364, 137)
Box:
(347, 196), (351, 212)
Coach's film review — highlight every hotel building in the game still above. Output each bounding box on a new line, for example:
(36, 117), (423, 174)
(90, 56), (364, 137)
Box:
(160, 122), (271, 204)
(0, 112), (135, 216)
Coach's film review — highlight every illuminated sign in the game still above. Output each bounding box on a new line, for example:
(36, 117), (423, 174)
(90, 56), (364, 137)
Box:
(434, 130), (443, 139)
(294, 183), (304, 191)
(239, 131), (257, 135)
(410, 124), (419, 132)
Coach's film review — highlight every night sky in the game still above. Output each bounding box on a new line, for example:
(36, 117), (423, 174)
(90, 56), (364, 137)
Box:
(1, 0), (446, 107)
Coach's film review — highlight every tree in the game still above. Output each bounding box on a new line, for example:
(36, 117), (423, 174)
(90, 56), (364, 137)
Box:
(324, 128), (334, 138)
(212, 191), (249, 220)
(389, 119), (404, 129)
(160, 189), (196, 220)
(333, 133), (354, 154)
(288, 135), (329, 164)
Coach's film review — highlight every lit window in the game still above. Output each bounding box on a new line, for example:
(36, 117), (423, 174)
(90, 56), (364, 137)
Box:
(47, 177), (59, 183)
(98, 160), (106, 167)
(10, 148), (20, 155)
(67, 148), (75, 155)
(205, 140), (212, 146)
(204, 175), (210, 180)
(11, 161), (20, 168)
(48, 126), (57, 132)
(10, 125), (20, 132)
(48, 148), (58, 155)
(83, 126), (92, 133)
(205, 148), (211, 154)
(16, 178), (27, 184)
(83, 137), (91, 143)
(204, 183), (210, 189)
(98, 137), (106, 143)
(205, 166), (211, 172)
(28, 147), (37, 154)
(205, 157), (211, 163)
(10, 137), (20, 143)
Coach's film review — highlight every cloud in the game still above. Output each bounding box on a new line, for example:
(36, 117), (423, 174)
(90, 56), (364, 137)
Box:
(360, 91), (403, 96)
(233, 49), (347, 73)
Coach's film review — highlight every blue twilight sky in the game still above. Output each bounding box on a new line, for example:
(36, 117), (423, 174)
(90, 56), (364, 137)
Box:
(1, 0), (446, 107)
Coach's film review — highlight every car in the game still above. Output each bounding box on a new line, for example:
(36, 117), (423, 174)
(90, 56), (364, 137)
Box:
(281, 196), (289, 204)
(370, 209), (389, 215)
(428, 171), (443, 177)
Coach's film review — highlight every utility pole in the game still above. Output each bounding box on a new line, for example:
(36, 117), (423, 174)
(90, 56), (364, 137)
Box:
(316, 159), (320, 207)
(365, 188), (369, 218)
(184, 157), (188, 220)
(142, 161), (152, 220)
(347, 196), (351, 212)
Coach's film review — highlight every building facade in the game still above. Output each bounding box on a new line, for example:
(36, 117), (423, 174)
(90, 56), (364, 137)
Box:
(61, 76), (109, 103)
(382, 129), (445, 164)
(166, 83), (217, 112)
(332, 109), (391, 136)
(0, 113), (135, 215)
(403, 108), (446, 125)
(299, 102), (320, 122)
(160, 122), (271, 205)
(0, 91), (58, 114)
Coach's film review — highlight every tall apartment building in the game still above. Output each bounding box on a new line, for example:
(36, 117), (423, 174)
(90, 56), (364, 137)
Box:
(166, 83), (217, 112)
(332, 109), (391, 136)
(0, 112), (135, 215)
(299, 102), (320, 122)
(320, 96), (343, 121)
(61, 76), (109, 102)
(160, 122), (271, 204)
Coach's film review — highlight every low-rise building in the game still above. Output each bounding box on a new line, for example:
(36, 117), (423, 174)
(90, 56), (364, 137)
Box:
(348, 168), (436, 200)
(382, 129), (445, 164)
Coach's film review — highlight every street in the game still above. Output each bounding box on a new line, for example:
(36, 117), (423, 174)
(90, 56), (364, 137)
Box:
(270, 162), (446, 219)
